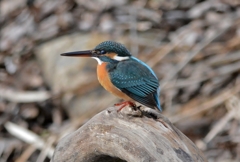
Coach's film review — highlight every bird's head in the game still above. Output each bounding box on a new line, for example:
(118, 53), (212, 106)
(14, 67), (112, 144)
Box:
(61, 41), (131, 64)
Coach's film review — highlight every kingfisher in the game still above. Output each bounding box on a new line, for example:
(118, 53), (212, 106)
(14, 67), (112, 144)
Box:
(61, 41), (162, 112)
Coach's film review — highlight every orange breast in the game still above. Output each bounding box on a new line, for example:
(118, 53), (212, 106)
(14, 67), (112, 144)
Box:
(97, 63), (132, 101)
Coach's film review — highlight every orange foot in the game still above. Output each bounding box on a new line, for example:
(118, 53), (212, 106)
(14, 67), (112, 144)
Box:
(114, 101), (136, 112)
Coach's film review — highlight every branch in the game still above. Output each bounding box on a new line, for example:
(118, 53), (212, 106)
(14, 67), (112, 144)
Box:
(52, 107), (207, 162)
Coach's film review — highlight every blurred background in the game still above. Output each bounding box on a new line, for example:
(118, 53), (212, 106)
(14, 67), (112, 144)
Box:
(1, 0), (240, 161)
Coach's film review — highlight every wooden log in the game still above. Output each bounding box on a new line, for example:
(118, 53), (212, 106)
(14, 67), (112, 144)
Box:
(52, 106), (207, 162)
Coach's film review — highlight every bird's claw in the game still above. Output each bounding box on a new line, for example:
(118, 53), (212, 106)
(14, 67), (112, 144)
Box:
(114, 101), (136, 112)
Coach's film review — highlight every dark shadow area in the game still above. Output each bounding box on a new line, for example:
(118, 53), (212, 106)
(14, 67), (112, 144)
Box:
(92, 155), (127, 162)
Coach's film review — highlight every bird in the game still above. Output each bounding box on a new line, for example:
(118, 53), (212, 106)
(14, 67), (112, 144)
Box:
(61, 41), (162, 112)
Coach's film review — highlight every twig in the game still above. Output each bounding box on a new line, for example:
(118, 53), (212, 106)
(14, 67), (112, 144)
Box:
(204, 96), (240, 143)
(169, 84), (240, 123)
(163, 61), (240, 90)
(146, 31), (190, 68)
(37, 136), (57, 162)
(160, 16), (234, 89)
(4, 122), (54, 158)
(0, 87), (50, 103)
(16, 145), (37, 162)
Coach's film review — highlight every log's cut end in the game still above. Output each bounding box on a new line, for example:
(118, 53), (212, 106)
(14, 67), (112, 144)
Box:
(52, 106), (207, 162)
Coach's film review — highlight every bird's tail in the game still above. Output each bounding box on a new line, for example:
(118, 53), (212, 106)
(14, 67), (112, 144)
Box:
(154, 87), (162, 112)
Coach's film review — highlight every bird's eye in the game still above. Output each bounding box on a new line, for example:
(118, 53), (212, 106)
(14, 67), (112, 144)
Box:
(100, 50), (106, 54)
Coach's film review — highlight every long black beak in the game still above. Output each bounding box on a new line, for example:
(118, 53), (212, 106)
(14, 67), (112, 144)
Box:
(60, 50), (93, 57)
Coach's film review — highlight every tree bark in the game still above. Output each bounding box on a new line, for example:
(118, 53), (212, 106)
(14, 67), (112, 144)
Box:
(52, 106), (207, 162)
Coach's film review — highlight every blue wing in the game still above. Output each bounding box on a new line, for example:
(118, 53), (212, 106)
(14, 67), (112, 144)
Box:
(132, 57), (161, 110)
(108, 57), (162, 111)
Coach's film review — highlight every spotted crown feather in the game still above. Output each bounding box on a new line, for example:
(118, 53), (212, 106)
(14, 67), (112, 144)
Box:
(94, 41), (131, 57)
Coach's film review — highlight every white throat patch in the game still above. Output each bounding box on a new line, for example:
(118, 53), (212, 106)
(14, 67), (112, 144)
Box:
(113, 55), (129, 61)
(92, 57), (103, 65)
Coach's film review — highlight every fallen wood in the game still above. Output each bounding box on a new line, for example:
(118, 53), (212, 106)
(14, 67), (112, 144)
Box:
(52, 107), (207, 162)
